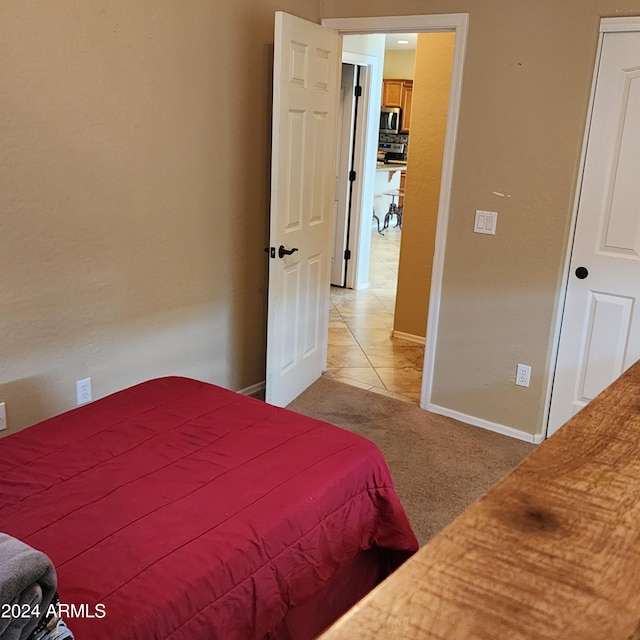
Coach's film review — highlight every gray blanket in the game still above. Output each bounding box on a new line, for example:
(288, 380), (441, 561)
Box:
(0, 534), (57, 640)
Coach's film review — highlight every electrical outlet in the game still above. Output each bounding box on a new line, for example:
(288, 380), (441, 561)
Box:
(0, 402), (6, 431)
(515, 364), (531, 388)
(76, 378), (92, 405)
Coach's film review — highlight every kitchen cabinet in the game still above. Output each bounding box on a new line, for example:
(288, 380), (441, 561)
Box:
(382, 79), (413, 132)
(382, 79), (404, 108)
(400, 83), (412, 133)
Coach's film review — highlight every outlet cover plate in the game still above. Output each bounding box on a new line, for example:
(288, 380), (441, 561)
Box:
(516, 363), (531, 388)
(76, 378), (92, 405)
(0, 402), (6, 431)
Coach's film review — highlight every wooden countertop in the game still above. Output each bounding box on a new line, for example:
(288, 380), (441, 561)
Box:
(376, 162), (407, 171)
(319, 360), (640, 640)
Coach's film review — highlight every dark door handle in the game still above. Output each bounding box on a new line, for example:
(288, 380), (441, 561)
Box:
(575, 266), (589, 280)
(278, 245), (299, 259)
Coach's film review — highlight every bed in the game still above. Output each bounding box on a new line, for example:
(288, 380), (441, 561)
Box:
(0, 376), (418, 639)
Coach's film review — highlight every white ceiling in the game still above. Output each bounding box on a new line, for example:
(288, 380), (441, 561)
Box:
(384, 33), (418, 51)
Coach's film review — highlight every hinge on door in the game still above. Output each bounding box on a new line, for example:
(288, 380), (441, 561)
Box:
(264, 246), (275, 259)
(344, 249), (351, 260)
(354, 85), (362, 98)
(348, 170), (356, 182)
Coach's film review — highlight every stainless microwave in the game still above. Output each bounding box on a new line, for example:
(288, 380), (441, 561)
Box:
(380, 107), (401, 134)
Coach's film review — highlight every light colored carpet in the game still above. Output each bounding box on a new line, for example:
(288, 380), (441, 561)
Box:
(287, 376), (536, 545)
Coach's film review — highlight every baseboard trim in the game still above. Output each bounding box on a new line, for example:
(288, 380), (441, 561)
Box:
(426, 402), (545, 444)
(392, 331), (426, 345)
(238, 381), (265, 396)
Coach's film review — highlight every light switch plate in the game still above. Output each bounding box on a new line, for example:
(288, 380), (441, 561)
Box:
(474, 210), (498, 235)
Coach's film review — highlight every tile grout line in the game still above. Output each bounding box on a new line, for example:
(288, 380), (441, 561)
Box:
(329, 295), (389, 391)
(329, 227), (423, 402)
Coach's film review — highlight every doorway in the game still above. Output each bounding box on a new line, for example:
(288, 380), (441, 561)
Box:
(323, 15), (467, 409)
(328, 34), (422, 403)
(264, 13), (468, 409)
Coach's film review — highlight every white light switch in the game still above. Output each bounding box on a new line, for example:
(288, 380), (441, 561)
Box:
(474, 210), (498, 235)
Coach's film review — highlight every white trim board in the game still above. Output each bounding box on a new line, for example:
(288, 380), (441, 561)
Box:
(428, 403), (545, 445)
(392, 330), (426, 346)
(601, 17), (640, 32)
(238, 381), (265, 396)
(323, 14), (469, 33)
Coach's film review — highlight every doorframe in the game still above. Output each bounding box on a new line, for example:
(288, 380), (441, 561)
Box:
(544, 16), (640, 439)
(341, 52), (377, 290)
(323, 13), (469, 410)
(332, 62), (357, 288)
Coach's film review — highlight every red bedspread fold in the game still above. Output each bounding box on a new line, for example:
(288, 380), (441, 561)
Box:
(0, 377), (418, 639)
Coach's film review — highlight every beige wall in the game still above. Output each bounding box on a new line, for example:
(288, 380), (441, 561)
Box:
(5, 1), (640, 440)
(322, 0), (640, 436)
(0, 0), (320, 435)
(394, 33), (454, 339)
(383, 49), (416, 79)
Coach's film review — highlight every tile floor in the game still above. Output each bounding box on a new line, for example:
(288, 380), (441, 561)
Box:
(326, 225), (425, 404)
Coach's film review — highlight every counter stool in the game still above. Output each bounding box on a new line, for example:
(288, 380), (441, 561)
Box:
(373, 194), (384, 235)
(382, 189), (404, 231)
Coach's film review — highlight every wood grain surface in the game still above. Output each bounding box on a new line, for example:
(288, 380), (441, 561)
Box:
(319, 361), (640, 640)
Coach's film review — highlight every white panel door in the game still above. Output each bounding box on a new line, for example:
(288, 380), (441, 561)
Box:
(548, 30), (640, 435)
(265, 12), (340, 407)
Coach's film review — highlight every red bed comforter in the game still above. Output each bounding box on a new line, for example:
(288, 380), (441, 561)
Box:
(0, 377), (417, 639)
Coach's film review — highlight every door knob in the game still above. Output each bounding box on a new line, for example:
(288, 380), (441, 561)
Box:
(278, 245), (299, 259)
(575, 266), (589, 279)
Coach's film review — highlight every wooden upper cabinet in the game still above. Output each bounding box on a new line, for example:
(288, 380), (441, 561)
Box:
(400, 82), (413, 133)
(382, 79), (414, 132)
(382, 79), (404, 108)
